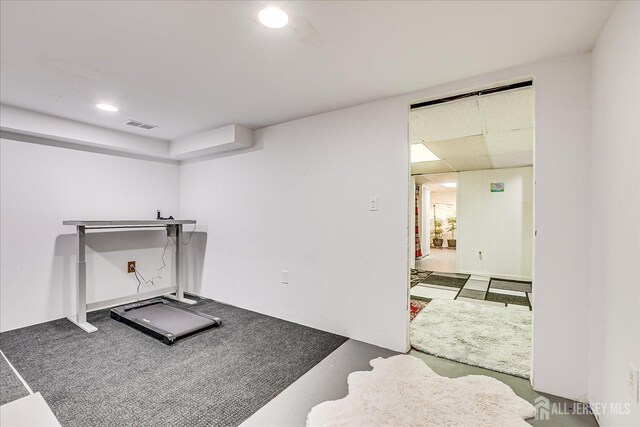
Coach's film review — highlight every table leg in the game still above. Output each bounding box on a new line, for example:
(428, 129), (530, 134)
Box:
(67, 226), (98, 332)
(164, 224), (196, 305)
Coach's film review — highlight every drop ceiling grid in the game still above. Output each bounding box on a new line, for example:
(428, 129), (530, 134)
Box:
(410, 87), (534, 173)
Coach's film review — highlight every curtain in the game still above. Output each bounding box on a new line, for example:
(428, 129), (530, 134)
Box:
(415, 185), (422, 258)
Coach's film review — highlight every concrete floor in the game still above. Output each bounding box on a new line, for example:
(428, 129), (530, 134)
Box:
(410, 350), (598, 427)
(417, 247), (457, 273)
(0, 393), (61, 427)
(243, 339), (598, 427)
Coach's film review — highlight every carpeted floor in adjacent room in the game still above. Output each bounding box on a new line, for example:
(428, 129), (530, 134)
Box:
(0, 296), (347, 427)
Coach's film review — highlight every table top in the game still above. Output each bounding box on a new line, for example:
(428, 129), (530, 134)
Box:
(63, 220), (196, 227)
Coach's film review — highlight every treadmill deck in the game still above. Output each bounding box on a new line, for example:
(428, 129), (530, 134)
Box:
(110, 299), (221, 344)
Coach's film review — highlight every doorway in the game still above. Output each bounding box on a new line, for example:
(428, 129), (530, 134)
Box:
(407, 81), (535, 380)
(415, 173), (457, 273)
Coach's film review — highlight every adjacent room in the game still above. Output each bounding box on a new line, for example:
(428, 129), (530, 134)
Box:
(408, 85), (535, 379)
(1, 1), (638, 427)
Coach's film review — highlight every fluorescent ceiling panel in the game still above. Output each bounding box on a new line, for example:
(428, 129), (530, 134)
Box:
(411, 160), (455, 175)
(485, 128), (534, 155)
(410, 98), (482, 142)
(479, 88), (534, 132)
(446, 156), (493, 171)
(490, 152), (534, 169)
(426, 134), (489, 159)
(411, 143), (440, 162)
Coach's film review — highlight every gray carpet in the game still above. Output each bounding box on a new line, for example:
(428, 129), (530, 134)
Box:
(0, 351), (29, 405)
(424, 273), (469, 289)
(489, 279), (532, 293)
(485, 292), (531, 308)
(457, 288), (486, 300)
(0, 296), (347, 426)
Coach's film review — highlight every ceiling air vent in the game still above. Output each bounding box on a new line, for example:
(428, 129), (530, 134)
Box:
(125, 120), (158, 130)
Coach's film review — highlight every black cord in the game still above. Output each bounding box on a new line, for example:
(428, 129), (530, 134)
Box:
(182, 223), (197, 245)
(134, 225), (197, 293)
(134, 270), (143, 294)
(134, 235), (172, 293)
(170, 224), (197, 246)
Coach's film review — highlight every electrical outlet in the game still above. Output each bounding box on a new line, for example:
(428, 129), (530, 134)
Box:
(281, 270), (289, 284)
(629, 363), (639, 403)
(128, 261), (136, 273)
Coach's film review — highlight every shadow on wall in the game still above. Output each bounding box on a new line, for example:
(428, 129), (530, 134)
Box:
(52, 230), (208, 315)
(183, 232), (207, 295)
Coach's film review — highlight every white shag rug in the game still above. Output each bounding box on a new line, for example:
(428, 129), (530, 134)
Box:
(306, 355), (535, 427)
(411, 298), (532, 378)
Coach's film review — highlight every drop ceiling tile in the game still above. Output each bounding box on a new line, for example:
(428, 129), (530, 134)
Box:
(409, 129), (422, 144)
(411, 98), (482, 142)
(490, 152), (534, 169)
(414, 175), (430, 185)
(425, 172), (458, 183)
(479, 87), (533, 132)
(485, 128), (534, 155)
(446, 156), (493, 171)
(411, 160), (455, 175)
(424, 183), (450, 192)
(426, 135), (489, 159)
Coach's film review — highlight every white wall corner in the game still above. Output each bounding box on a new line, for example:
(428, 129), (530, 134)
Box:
(170, 124), (254, 160)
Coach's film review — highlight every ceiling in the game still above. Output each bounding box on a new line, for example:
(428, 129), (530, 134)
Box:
(0, 1), (615, 140)
(415, 173), (457, 193)
(410, 87), (534, 174)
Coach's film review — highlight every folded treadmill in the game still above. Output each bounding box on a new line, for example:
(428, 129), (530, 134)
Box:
(110, 299), (221, 345)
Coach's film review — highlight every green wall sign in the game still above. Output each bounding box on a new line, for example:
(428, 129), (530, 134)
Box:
(490, 182), (505, 192)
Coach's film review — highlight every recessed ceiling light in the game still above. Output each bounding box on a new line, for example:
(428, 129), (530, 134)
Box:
(442, 182), (457, 188)
(96, 103), (119, 112)
(411, 144), (440, 163)
(259, 7), (289, 29)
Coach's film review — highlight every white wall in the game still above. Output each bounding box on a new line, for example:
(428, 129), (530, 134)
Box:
(0, 51), (596, 402)
(589, 2), (640, 425)
(457, 167), (533, 280)
(181, 52), (593, 400)
(0, 138), (180, 331)
(180, 97), (411, 352)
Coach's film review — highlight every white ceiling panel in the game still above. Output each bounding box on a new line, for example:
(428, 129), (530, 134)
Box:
(426, 135), (489, 159)
(415, 175), (430, 185)
(490, 152), (534, 169)
(425, 182), (455, 193)
(0, 2), (614, 140)
(411, 99), (483, 142)
(446, 156), (493, 171)
(414, 172), (457, 192)
(409, 129), (422, 144)
(485, 128), (534, 155)
(479, 88), (534, 132)
(411, 161), (455, 175)
(425, 172), (458, 184)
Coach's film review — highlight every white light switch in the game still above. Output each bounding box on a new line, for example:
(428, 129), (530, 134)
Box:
(369, 196), (378, 211)
(281, 270), (289, 284)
